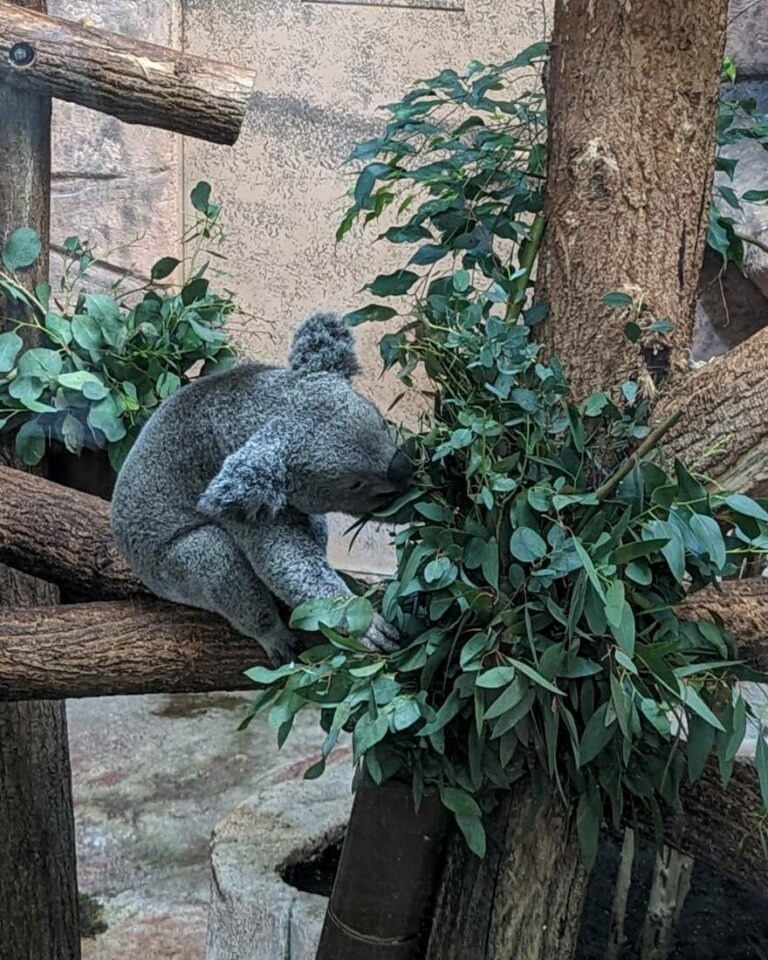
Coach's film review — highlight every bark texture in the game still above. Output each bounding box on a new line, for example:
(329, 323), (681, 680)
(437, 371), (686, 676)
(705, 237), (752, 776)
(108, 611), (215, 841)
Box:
(426, 2), (733, 956)
(656, 327), (768, 494)
(0, 572), (80, 960)
(538, 0), (728, 400)
(682, 579), (768, 665)
(0, 1), (255, 145)
(0, 9), (80, 945)
(0, 599), (267, 700)
(426, 789), (588, 960)
(0, 463), (142, 599)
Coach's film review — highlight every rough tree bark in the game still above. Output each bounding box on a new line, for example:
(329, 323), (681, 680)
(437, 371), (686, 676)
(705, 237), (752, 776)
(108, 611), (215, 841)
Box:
(538, 0), (728, 400)
(0, 1), (256, 145)
(426, 790), (587, 960)
(0, 600), (266, 700)
(0, 1), (80, 951)
(657, 326), (768, 494)
(0, 463), (144, 599)
(427, 2), (731, 957)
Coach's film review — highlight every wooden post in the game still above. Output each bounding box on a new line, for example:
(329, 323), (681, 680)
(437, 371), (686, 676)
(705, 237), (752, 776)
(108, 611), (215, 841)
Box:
(0, 1), (255, 144)
(0, 1), (80, 954)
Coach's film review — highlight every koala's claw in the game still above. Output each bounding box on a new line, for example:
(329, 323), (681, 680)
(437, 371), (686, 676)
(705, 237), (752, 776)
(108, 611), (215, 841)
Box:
(360, 614), (400, 653)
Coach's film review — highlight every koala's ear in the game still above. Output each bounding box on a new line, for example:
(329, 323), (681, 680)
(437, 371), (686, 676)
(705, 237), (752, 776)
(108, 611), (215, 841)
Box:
(288, 313), (361, 380)
(197, 425), (289, 520)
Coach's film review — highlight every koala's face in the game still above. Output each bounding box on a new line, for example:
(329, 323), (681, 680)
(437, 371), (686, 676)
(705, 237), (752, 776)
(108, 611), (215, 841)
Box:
(287, 377), (413, 516)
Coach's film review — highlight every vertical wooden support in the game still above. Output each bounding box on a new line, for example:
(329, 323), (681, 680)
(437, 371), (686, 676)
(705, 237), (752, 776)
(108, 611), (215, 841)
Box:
(0, 1), (81, 955)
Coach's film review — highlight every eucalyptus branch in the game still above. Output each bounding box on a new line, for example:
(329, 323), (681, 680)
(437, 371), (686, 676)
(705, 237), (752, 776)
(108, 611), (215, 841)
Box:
(505, 213), (547, 322)
(594, 409), (683, 502)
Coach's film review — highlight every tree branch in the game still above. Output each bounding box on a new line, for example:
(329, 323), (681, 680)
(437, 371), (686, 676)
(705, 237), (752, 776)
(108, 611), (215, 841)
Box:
(0, 464), (143, 599)
(0, 2), (255, 144)
(656, 325), (768, 494)
(0, 599), (267, 700)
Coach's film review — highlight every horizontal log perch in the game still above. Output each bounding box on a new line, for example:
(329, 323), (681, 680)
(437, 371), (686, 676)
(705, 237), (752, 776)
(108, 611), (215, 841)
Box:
(657, 326), (768, 494)
(0, 464), (142, 599)
(0, 2), (255, 144)
(2, 462), (768, 660)
(0, 598), (267, 700)
(0, 603), (763, 899)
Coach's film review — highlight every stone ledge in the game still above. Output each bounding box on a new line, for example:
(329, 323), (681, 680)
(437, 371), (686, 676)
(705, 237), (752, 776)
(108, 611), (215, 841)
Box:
(205, 758), (352, 960)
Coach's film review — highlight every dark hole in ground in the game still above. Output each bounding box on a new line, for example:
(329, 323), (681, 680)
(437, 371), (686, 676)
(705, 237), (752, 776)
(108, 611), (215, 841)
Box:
(281, 838), (343, 898)
(283, 829), (768, 958)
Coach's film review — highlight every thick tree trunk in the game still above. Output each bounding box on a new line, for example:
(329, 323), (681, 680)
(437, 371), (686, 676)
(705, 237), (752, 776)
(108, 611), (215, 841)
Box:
(0, 1), (255, 145)
(538, 0), (728, 400)
(428, 2), (731, 956)
(426, 789), (588, 960)
(0, 4), (80, 948)
(0, 599), (266, 700)
(0, 569), (80, 960)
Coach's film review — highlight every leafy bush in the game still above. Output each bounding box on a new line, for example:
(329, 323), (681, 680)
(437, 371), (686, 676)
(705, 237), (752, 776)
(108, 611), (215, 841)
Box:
(711, 55), (768, 264)
(0, 182), (237, 472)
(246, 46), (768, 863)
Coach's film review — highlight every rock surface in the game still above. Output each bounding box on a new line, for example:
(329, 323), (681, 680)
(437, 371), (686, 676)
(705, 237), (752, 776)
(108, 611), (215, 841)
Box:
(205, 760), (353, 960)
(69, 692), (331, 959)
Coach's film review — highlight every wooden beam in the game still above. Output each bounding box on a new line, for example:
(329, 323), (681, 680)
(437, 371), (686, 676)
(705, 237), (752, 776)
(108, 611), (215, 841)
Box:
(656, 327), (768, 495)
(0, 599), (267, 701)
(0, 463), (143, 599)
(0, 2), (256, 145)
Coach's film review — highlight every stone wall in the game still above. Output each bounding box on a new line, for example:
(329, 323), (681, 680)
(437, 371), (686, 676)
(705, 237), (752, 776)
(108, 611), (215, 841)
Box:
(695, 0), (768, 359)
(48, 1), (182, 283)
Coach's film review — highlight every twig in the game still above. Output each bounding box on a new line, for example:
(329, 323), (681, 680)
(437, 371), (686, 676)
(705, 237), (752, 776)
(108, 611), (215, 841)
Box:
(594, 409), (683, 502)
(734, 228), (768, 258)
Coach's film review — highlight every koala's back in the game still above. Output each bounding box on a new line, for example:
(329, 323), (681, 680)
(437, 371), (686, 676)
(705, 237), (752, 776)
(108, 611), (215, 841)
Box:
(111, 361), (281, 561)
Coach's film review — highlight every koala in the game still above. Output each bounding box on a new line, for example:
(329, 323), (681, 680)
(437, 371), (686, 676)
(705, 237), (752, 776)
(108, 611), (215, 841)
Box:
(110, 313), (412, 661)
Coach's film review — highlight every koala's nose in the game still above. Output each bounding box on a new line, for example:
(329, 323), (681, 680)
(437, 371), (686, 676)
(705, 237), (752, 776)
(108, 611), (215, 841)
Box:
(387, 449), (413, 487)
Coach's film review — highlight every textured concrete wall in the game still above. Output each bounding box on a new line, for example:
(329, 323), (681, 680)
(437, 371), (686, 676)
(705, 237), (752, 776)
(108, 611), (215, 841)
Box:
(48, 0), (181, 282)
(182, 0), (550, 574)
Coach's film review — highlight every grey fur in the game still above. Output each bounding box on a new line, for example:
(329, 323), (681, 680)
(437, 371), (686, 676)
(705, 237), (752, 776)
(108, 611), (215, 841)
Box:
(111, 314), (410, 662)
(288, 312), (361, 379)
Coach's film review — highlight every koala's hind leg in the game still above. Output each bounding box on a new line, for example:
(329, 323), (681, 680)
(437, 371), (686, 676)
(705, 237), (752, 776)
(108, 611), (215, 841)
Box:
(152, 523), (301, 663)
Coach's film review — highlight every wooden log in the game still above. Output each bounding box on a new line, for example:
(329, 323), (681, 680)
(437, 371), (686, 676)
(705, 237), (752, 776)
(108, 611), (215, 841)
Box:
(0, 580), (762, 701)
(0, 1), (256, 145)
(0, 463), (142, 599)
(0, 599), (267, 701)
(656, 327), (768, 495)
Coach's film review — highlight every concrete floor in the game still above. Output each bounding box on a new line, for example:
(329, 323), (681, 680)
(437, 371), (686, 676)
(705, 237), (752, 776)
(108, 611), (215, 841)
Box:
(68, 692), (325, 959)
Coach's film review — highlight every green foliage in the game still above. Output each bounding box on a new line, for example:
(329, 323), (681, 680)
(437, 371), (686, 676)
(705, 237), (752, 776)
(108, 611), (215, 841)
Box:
(0, 183), (238, 471)
(336, 44), (548, 325)
(710, 60), (768, 265)
(246, 47), (768, 864)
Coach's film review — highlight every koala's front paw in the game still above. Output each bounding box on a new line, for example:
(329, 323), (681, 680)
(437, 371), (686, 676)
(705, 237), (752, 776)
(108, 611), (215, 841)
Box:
(263, 627), (304, 666)
(360, 613), (400, 654)
(197, 463), (253, 520)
